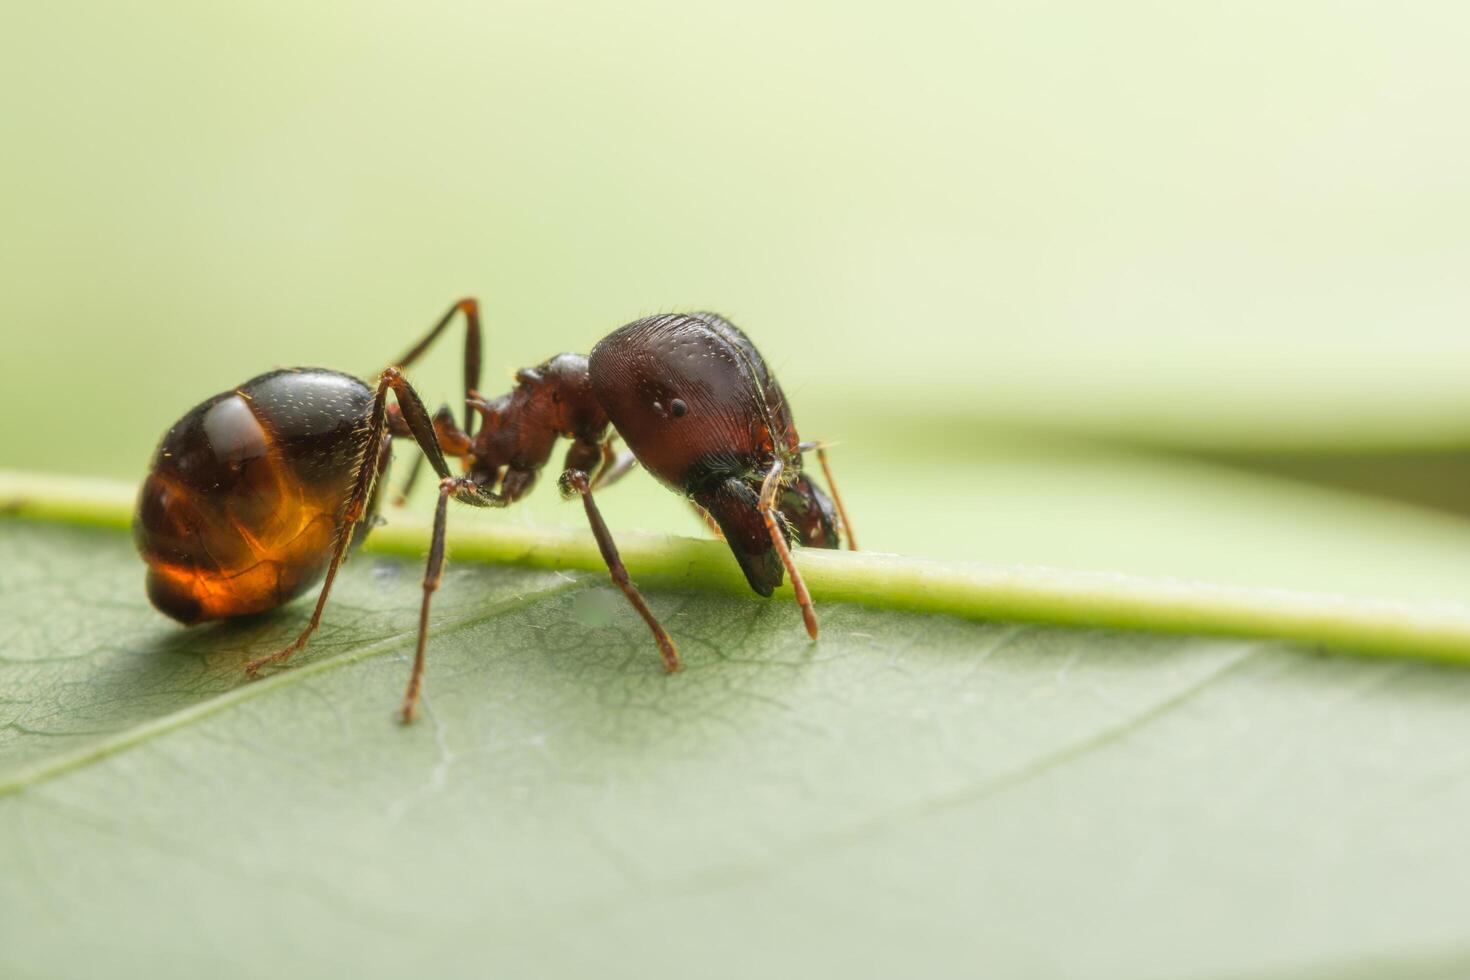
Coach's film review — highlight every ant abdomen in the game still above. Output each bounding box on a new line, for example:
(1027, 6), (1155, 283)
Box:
(134, 368), (379, 624)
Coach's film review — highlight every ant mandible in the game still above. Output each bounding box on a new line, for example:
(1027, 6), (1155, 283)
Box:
(134, 300), (857, 722)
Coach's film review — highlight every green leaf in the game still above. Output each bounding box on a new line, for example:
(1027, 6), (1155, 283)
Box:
(6, 499), (1470, 978)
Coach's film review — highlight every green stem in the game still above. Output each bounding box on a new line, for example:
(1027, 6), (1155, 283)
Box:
(6, 468), (1470, 666)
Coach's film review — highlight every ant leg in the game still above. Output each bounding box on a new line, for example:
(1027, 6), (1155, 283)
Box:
(401, 479), (451, 722)
(245, 367), (459, 678)
(395, 470), (508, 722)
(581, 437), (708, 537)
(388, 405), (470, 504)
(393, 455), (425, 507)
(559, 469), (681, 673)
(759, 459), (820, 640)
(798, 441), (857, 551)
(353, 435), (394, 546)
(689, 501), (726, 540)
(591, 439), (637, 491)
(392, 297), (483, 436)
(399, 474), (503, 722)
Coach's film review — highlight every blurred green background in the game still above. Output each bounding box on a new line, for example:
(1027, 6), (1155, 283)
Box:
(6, 1), (1470, 585)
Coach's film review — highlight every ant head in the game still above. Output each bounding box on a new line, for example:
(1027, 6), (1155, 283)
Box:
(588, 313), (799, 492)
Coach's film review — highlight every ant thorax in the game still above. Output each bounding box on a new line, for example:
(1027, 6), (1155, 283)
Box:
(462, 353), (609, 501)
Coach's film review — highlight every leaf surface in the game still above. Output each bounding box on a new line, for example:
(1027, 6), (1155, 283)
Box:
(5, 520), (1470, 980)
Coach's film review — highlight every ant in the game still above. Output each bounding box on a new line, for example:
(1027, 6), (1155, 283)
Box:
(134, 300), (856, 721)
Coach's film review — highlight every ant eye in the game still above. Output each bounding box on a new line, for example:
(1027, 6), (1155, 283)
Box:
(670, 398), (687, 418)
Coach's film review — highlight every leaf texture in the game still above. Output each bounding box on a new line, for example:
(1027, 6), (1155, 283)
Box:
(4, 522), (1470, 979)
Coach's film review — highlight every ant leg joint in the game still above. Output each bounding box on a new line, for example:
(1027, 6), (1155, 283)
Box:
(559, 469), (590, 498)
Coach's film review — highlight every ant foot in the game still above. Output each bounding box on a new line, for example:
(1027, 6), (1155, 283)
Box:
(658, 637), (682, 674)
(244, 642), (300, 678)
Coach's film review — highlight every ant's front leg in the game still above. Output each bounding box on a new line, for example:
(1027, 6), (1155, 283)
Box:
(590, 438), (637, 491)
(690, 502), (726, 540)
(559, 465), (681, 674)
(758, 459), (819, 640)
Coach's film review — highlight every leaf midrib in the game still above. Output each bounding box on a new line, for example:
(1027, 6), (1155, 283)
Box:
(9, 468), (1470, 669)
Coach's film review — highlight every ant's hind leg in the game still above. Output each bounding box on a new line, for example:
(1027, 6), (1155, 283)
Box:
(246, 367), (460, 679)
(393, 298), (483, 436)
(560, 469), (681, 673)
(388, 405), (470, 504)
(392, 455), (425, 507)
(353, 435), (394, 547)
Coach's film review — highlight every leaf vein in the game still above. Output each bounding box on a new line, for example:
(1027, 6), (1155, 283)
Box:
(0, 576), (590, 798)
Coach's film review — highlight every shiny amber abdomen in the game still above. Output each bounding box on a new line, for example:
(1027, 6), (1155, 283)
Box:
(134, 369), (375, 624)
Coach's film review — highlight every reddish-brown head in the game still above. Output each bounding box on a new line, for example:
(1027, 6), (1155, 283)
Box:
(589, 313), (798, 489)
(589, 313), (817, 594)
